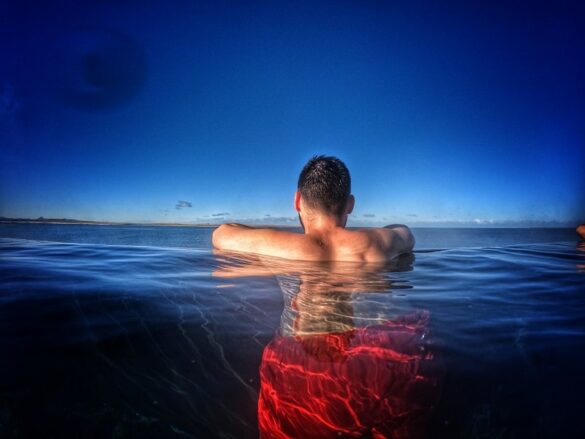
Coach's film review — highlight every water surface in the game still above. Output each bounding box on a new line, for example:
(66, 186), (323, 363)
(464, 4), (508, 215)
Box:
(0, 225), (584, 437)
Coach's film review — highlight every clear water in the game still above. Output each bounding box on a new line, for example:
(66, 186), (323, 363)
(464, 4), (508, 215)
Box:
(1, 225), (584, 438)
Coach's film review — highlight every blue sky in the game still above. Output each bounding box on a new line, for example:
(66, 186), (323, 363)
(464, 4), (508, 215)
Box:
(1, 0), (584, 226)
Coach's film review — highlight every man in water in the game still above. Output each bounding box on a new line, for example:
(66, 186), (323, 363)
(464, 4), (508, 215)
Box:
(577, 224), (585, 240)
(212, 155), (414, 261)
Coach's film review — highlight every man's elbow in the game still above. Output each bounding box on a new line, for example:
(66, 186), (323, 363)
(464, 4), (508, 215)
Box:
(395, 225), (415, 254)
(385, 225), (415, 251)
(406, 227), (415, 251)
(212, 224), (230, 249)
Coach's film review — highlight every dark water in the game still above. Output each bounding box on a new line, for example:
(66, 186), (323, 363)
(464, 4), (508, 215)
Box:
(1, 225), (584, 438)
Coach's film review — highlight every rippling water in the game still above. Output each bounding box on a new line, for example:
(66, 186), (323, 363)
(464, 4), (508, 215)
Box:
(1, 225), (584, 437)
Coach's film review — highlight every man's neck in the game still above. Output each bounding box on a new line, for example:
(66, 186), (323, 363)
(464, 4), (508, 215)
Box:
(302, 213), (347, 235)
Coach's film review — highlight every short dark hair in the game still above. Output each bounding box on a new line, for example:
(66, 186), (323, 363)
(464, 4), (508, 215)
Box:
(297, 155), (351, 215)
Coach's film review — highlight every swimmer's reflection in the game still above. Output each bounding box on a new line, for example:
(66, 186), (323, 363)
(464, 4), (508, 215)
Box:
(577, 242), (585, 271)
(214, 253), (440, 438)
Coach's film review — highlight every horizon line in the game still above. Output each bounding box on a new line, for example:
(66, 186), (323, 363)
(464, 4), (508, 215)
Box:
(0, 216), (582, 229)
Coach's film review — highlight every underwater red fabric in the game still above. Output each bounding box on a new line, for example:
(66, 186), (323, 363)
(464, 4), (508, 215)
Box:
(258, 311), (438, 439)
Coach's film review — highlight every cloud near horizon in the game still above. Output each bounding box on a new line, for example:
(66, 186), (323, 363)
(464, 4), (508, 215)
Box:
(211, 212), (230, 217)
(175, 200), (192, 210)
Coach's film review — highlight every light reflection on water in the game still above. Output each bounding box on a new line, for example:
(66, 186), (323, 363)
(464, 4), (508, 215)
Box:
(0, 236), (584, 437)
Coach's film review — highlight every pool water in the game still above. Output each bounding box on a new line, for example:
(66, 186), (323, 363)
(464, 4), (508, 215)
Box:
(0, 225), (584, 437)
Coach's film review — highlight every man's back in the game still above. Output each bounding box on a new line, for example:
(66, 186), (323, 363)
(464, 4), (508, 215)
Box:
(327, 225), (415, 261)
(212, 224), (414, 262)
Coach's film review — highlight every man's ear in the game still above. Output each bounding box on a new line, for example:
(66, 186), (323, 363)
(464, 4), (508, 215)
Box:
(294, 191), (301, 212)
(346, 195), (355, 214)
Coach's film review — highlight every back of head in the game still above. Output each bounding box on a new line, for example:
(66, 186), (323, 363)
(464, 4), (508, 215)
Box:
(297, 155), (351, 215)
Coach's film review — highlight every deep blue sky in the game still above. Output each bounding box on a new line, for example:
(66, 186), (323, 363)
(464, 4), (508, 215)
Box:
(1, 0), (584, 226)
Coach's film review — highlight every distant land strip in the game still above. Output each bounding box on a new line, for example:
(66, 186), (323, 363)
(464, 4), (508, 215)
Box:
(0, 217), (304, 228)
(0, 217), (218, 227)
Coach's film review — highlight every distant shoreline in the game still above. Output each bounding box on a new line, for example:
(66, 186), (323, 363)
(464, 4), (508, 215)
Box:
(0, 217), (577, 229)
(0, 217), (217, 228)
(0, 217), (301, 228)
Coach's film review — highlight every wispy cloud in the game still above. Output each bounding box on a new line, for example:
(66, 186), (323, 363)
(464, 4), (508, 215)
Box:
(363, 213), (376, 218)
(473, 218), (494, 225)
(175, 200), (192, 210)
(407, 213), (418, 217)
(211, 212), (230, 217)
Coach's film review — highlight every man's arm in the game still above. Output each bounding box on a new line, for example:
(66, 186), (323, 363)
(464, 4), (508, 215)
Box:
(212, 223), (310, 259)
(374, 224), (415, 258)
